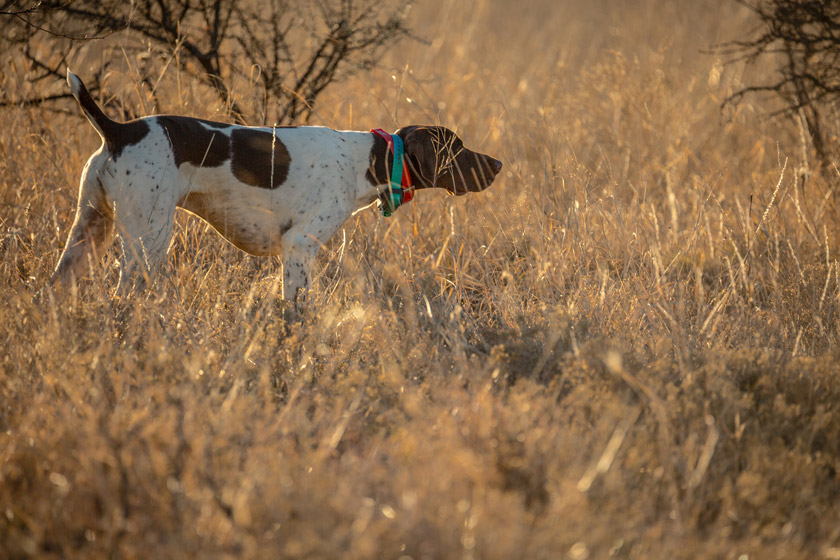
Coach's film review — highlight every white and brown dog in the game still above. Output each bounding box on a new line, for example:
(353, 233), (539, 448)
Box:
(51, 70), (502, 309)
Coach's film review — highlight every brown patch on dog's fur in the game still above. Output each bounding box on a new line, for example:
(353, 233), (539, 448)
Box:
(230, 129), (291, 190)
(157, 116), (231, 168)
(365, 133), (391, 187)
(108, 120), (151, 159)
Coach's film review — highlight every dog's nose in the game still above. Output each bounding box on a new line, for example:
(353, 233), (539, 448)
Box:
(491, 158), (503, 173)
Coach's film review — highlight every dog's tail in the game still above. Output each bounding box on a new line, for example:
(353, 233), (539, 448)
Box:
(66, 69), (120, 141)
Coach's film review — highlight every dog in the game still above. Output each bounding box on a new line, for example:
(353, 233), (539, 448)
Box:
(51, 70), (502, 310)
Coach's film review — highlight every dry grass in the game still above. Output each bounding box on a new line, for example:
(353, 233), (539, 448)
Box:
(3, 0), (840, 558)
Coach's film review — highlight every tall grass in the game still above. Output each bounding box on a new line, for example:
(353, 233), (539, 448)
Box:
(2, 0), (840, 557)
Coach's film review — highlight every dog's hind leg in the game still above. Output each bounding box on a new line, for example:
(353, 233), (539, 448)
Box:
(112, 204), (176, 295)
(50, 161), (115, 291)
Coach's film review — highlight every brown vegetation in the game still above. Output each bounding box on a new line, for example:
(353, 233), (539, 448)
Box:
(2, 0), (840, 557)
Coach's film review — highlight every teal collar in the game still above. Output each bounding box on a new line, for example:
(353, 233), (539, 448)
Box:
(371, 128), (414, 216)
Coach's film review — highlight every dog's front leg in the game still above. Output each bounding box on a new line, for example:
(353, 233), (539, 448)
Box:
(281, 238), (319, 314)
(280, 205), (349, 313)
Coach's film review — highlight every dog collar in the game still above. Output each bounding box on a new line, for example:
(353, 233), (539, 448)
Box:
(371, 128), (414, 216)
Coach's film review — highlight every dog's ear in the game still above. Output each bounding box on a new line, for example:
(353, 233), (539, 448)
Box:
(397, 126), (438, 188)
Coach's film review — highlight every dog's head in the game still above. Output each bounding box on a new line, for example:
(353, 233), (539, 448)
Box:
(396, 125), (502, 195)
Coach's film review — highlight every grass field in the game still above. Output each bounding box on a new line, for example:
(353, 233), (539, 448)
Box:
(3, 0), (840, 557)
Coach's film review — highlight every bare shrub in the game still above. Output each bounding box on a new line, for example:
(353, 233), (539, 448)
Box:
(719, 0), (840, 169)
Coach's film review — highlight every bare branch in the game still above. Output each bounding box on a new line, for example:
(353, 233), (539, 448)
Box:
(717, 0), (840, 168)
(0, 0), (413, 125)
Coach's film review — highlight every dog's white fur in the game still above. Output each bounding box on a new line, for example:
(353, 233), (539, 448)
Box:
(52, 70), (501, 309)
(57, 73), (386, 306)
